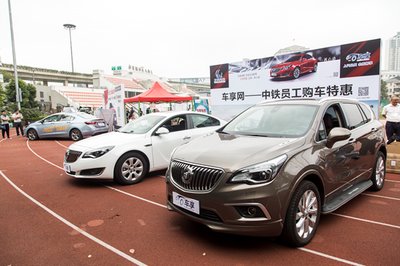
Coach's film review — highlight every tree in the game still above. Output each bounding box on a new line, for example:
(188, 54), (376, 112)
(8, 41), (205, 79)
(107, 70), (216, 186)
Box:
(0, 70), (13, 83)
(5, 79), (38, 109)
(381, 79), (388, 101)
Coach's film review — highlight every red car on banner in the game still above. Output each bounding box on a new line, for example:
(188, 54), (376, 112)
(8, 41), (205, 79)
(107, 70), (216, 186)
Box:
(270, 53), (318, 79)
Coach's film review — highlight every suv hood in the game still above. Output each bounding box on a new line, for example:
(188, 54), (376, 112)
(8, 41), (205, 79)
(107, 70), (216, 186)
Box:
(173, 132), (305, 172)
(69, 131), (145, 150)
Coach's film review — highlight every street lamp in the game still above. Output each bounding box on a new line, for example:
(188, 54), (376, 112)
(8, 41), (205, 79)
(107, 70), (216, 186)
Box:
(7, 0), (21, 110)
(63, 23), (76, 73)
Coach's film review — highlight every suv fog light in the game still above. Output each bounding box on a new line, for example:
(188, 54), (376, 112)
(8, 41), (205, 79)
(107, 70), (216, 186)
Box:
(247, 207), (257, 216)
(236, 206), (266, 218)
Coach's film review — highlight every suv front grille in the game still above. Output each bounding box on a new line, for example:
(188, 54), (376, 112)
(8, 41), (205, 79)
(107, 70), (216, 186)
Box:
(65, 150), (82, 163)
(170, 160), (224, 191)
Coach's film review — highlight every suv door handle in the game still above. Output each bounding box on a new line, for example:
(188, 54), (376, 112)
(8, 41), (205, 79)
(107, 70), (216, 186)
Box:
(348, 138), (356, 143)
(371, 128), (378, 132)
(183, 136), (191, 140)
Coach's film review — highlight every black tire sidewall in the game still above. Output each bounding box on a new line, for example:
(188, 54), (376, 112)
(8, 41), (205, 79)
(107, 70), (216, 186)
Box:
(114, 152), (148, 185)
(293, 68), (300, 79)
(28, 129), (38, 140)
(282, 181), (321, 247)
(70, 129), (82, 141)
(370, 151), (385, 191)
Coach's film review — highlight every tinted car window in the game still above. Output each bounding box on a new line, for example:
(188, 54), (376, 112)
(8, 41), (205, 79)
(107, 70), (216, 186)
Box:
(43, 115), (60, 123)
(359, 103), (372, 122)
(318, 105), (343, 141)
(190, 114), (220, 128)
(119, 114), (165, 134)
(285, 55), (302, 62)
(162, 115), (187, 132)
(60, 114), (74, 121)
(341, 103), (365, 130)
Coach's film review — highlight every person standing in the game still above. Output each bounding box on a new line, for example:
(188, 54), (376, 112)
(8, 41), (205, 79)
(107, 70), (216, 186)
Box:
(12, 109), (24, 136)
(382, 96), (400, 144)
(1, 110), (11, 139)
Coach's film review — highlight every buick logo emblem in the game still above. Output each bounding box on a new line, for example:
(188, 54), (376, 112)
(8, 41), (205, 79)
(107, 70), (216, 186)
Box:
(182, 166), (194, 184)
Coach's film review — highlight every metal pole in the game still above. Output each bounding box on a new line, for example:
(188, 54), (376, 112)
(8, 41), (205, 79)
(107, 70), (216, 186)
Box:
(8, 0), (21, 110)
(63, 24), (76, 73)
(68, 27), (74, 73)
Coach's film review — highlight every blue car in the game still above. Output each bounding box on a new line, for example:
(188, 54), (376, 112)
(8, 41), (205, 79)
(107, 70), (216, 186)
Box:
(25, 112), (109, 141)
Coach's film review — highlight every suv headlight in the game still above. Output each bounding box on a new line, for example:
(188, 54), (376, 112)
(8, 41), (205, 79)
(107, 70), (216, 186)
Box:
(229, 154), (287, 184)
(82, 146), (114, 159)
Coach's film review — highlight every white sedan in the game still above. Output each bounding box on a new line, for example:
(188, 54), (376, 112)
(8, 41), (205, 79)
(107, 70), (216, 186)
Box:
(64, 111), (226, 185)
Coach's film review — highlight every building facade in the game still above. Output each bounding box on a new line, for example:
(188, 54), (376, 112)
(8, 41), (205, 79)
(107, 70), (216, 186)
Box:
(386, 32), (400, 72)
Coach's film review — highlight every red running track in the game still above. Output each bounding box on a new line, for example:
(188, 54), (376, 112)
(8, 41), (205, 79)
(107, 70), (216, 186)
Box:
(1, 136), (399, 265)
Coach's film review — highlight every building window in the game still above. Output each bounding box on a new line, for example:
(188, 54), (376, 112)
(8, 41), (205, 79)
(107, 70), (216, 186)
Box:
(40, 91), (44, 98)
(49, 96), (52, 101)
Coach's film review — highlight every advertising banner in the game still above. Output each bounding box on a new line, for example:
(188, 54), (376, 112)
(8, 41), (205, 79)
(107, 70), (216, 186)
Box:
(194, 98), (210, 113)
(106, 84), (125, 127)
(210, 39), (380, 120)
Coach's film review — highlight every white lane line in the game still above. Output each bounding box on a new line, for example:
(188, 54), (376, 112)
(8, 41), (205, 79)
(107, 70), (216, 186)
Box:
(28, 140), (167, 209)
(331, 213), (400, 229)
(362, 193), (400, 201)
(25, 142), (385, 265)
(0, 170), (146, 266)
(27, 140), (64, 170)
(298, 248), (364, 266)
(105, 186), (167, 209)
(55, 140), (69, 149)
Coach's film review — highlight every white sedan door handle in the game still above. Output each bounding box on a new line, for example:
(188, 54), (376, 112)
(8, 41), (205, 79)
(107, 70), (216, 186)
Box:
(183, 136), (191, 141)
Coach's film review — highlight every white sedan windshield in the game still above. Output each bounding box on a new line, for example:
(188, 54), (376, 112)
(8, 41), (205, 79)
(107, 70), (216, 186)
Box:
(119, 115), (165, 134)
(223, 104), (318, 137)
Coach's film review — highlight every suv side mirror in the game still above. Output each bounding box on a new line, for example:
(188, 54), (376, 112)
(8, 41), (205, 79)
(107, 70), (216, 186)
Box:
(155, 127), (169, 136)
(326, 127), (351, 148)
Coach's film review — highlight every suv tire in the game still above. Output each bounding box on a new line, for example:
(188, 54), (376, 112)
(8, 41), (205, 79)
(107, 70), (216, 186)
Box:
(370, 151), (385, 191)
(282, 181), (321, 247)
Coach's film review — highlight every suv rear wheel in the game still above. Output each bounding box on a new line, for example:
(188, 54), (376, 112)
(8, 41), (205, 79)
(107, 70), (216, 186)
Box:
(282, 181), (321, 247)
(370, 151), (385, 191)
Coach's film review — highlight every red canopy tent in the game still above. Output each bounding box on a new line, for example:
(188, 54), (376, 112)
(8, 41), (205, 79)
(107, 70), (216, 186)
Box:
(124, 81), (192, 103)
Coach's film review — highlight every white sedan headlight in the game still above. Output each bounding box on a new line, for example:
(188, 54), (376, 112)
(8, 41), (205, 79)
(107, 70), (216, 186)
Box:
(229, 154), (287, 184)
(82, 146), (114, 159)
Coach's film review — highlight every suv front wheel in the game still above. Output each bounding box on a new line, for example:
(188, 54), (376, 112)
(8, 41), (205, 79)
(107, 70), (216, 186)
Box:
(282, 181), (321, 247)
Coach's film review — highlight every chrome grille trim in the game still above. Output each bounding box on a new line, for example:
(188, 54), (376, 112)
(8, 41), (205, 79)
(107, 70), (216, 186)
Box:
(171, 160), (224, 192)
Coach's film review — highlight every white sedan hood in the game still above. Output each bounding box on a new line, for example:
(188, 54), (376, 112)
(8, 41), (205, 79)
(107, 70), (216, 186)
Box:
(69, 132), (146, 151)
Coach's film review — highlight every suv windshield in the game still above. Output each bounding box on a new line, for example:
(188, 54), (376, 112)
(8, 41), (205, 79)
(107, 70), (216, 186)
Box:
(119, 114), (165, 134)
(222, 104), (318, 137)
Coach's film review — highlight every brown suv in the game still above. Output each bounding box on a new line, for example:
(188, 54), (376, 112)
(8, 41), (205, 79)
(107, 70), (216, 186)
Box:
(166, 98), (386, 246)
